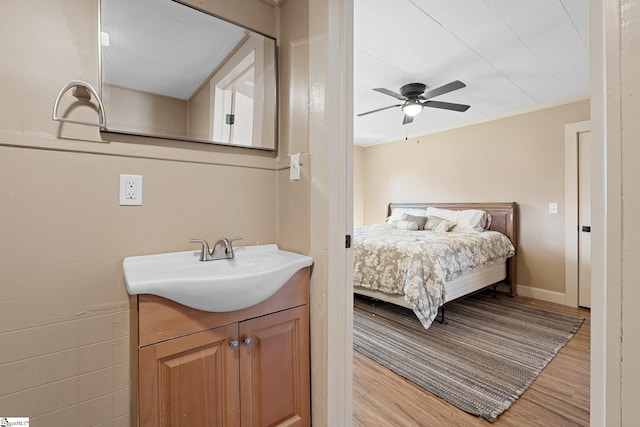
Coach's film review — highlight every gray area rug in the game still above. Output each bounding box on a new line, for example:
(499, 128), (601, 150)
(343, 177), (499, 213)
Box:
(353, 295), (584, 422)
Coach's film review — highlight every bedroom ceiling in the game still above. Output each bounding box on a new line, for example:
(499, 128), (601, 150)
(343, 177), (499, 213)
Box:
(353, 0), (590, 146)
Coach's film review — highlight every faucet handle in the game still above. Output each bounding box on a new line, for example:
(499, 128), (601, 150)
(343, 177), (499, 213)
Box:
(189, 239), (211, 261)
(225, 236), (243, 258)
(189, 238), (209, 246)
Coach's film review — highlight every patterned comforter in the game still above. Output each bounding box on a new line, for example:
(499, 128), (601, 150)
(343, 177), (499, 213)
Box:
(353, 223), (515, 328)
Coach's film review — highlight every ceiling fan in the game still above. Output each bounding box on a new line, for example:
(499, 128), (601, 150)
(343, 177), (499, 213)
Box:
(357, 80), (470, 124)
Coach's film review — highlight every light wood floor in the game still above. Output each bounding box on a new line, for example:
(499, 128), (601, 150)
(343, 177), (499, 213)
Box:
(352, 294), (591, 427)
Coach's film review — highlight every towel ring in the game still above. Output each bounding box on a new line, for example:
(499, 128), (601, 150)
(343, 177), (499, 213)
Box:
(52, 80), (106, 128)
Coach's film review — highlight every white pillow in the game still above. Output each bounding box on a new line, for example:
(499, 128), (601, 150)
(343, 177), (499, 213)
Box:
(426, 207), (489, 232)
(457, 209), (490, 231)
(386, 207), (429, 223)
(425, 207), (457, 223)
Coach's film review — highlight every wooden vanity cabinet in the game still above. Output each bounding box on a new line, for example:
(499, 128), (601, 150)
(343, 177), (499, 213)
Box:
(239, 305), (310, 427)
(136, 269), (310, 427)
(138, 323), (240, 426)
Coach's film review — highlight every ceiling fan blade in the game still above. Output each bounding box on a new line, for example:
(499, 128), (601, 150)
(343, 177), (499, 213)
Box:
(421, 80), (466, 100)
(422, 100), (470, 112)
(373, 88), (406, 100)
(357, 104), (402, 116)
(402, 114), (414, 125)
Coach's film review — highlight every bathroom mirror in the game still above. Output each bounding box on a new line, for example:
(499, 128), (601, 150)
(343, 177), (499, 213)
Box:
(99, 0), (277, 150)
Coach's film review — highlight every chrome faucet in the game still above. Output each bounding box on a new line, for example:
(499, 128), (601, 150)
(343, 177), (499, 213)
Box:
(190, 236), (243, 261)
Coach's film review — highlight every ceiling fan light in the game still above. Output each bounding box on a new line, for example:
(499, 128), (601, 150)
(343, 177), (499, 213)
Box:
(402, 100), (423, 117)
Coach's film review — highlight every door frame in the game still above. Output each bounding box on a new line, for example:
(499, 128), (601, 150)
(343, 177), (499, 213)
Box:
(308, 0), (354, 424)
(564, 120), (591, 308)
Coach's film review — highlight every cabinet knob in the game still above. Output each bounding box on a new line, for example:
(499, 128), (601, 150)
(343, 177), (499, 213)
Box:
(229, 340), (239, 350)
(243, 337), (253, 347)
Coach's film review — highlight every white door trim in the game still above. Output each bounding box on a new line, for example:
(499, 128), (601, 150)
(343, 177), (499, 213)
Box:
(564, 120), (590, 308)
(308, 0), (353, 425)
(590, 0), (623, 423)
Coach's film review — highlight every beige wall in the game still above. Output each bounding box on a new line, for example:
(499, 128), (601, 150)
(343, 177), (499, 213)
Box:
(103, 85), (189, 137)
(353, 145), (365, 226)
(188, 80), (212, 140)
(355, 99), (590, 297)
(0, 0), (282, 425)
(276, 0), (310, 256)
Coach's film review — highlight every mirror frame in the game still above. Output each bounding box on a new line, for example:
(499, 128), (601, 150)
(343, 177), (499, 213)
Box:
(98, 0), (278, 152)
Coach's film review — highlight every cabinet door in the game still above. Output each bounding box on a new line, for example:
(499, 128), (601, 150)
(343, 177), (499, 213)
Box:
(239, 305), (310, 427)
(139, 323), (240, 427)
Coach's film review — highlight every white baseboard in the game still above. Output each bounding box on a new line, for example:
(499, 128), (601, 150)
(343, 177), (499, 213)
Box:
(515, 284), (567, 305)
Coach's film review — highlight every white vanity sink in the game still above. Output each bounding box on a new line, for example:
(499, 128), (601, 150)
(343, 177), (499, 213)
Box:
(123, 244), (313, 312)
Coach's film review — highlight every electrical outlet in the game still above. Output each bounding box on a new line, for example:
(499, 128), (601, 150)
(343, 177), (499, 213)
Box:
(125, 177), (137, 199)
(548, 202), (559, 214)
(120, 174), (143, 206)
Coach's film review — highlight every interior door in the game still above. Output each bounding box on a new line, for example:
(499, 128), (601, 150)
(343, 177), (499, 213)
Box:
(230, 91), (254, 146)
(578, 130), (592, 308)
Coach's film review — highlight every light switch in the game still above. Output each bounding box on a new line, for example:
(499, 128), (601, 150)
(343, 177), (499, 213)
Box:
(548, 202), (559, 214)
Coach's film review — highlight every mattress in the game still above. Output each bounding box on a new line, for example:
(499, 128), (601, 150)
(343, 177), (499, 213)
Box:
(354, 260), (507, 308)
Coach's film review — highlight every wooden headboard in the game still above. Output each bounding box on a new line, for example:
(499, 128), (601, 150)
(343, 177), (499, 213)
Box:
(387, 202), (518, 296)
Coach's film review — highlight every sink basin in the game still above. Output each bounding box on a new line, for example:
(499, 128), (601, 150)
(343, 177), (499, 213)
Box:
(123, 244), (313, 312)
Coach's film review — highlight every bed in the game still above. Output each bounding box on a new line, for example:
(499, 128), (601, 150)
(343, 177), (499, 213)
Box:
(353, 202), (518, 329)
